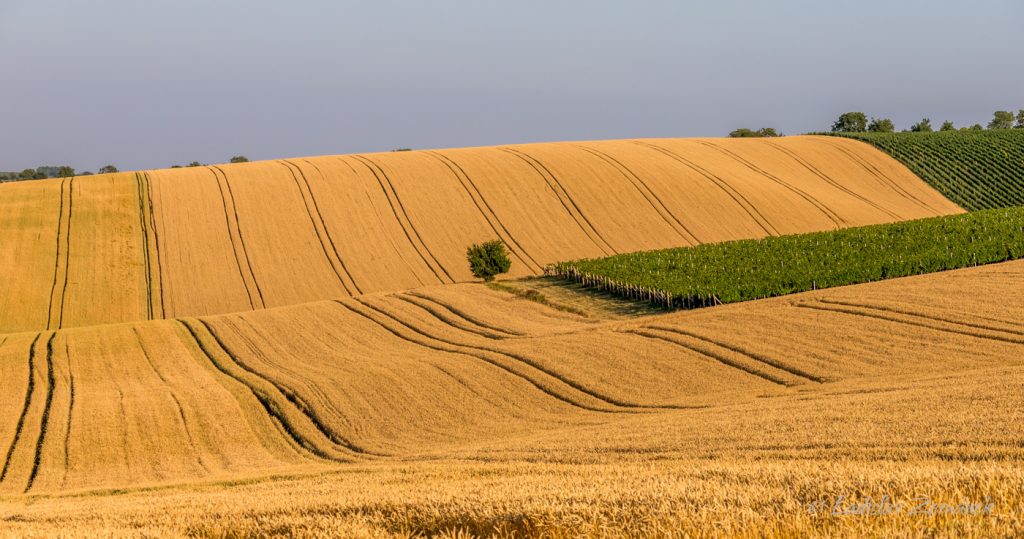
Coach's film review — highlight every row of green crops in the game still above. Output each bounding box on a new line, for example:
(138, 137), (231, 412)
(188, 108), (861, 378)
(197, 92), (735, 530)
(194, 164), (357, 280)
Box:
(549, 207), (1024, 309)
(826, 129), (1024, 211)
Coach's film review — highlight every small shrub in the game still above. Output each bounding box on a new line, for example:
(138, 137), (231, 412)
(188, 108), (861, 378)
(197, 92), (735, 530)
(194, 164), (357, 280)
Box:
(467, 240), (511, 282)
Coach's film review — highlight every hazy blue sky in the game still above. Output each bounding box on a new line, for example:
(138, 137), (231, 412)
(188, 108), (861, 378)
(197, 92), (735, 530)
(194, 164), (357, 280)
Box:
(1, 0), (1021, 172)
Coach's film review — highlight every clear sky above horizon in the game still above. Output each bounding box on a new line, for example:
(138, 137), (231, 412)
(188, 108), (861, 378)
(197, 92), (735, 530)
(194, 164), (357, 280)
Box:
(1, 0), (1021, 172)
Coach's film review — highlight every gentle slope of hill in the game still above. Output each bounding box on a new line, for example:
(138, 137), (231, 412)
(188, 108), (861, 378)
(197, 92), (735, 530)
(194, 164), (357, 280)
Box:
(0, 259), (1020, 495)
(0, 136), (962, 333)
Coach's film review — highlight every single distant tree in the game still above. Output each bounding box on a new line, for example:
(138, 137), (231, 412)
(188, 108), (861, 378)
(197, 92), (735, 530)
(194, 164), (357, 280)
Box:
(80, 171), (94, 175)
(831, 112), (868, 133)
(939, 121), (956, 131)
(58, 166), (75, 178)
(988, 110), (1014, 130)
(909, 118), (933, 133)
(98, 165), (118, 174)
(18, 168), (37, 180)
(188, 161), (202, 167)
(1016, 109), (1024, 129)
(466, 240), (512, 282)
(229, 155), (249, 163)
(867, 117), (895, 133)
(968, 124), (984, 131)
(392, 148), (412, 152)
(756, 127), (781, 137)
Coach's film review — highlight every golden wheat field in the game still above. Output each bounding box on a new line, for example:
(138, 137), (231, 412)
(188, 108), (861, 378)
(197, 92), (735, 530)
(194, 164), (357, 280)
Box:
(0, 136), (1019, 537)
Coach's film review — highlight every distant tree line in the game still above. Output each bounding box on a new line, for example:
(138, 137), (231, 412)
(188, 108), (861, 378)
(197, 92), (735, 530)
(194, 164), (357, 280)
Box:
(3, 156), (251, 183)
(730, 108), (1024, 138)
(829, 109), (1024, 134)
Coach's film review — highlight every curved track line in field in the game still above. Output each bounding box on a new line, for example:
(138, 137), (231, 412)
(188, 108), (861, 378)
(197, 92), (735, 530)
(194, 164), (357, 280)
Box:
(631, 141), (780, 236)
(334, 299), (622, 414)
(132, 328), (209, 473)
(573, 144), (701, 245)
(394, 294), (513, 339)
(56, 178), (75, 329)
(45, 180), (69, 330)
(60, 342), (74, 489)
(814, 138), (939, 213)
(212, 166), (266, 309)
(222, 315), (368, 441)
(1, 334), (43, 485)
(795, 301), (1024, 345)
(299, 159), (364, 293)
(278, 160), (356, 296)
(624, 328), (793, 386)
(179, 319), (356, 462)
(694, 140), (847, 229)
(353, 296), (692, 411)
(144, 172), (167, 319)
(134, 174), (155, 319)
(425, 151), (544, 273)
(25, 333), (58, 492)
(764, 141), (904, 221)
(405, 291), (526, 337)
(816, 298), (1024, 338)
(500, 147), (617, 256)
(208, 167), (263, 310)
(645, 325), (826, 383)
(196, 319), (377, 458)
(350, 155), (453, 284)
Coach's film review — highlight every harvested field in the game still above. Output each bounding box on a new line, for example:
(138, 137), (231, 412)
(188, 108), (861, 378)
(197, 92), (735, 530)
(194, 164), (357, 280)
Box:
(0, 136), (961, 333)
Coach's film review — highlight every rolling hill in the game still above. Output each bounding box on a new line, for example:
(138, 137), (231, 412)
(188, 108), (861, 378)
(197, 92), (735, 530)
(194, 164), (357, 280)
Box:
(0, 136), (961, 333)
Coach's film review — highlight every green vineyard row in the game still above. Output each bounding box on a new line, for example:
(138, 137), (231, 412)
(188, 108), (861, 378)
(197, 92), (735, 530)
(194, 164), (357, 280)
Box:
(549, 207), (1024, 309)
(828, 129), (1024, 211)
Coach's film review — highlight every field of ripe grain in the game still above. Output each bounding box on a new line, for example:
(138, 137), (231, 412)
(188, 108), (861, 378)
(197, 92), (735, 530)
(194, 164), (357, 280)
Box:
(0, 261), (1021, 536)
(0, 261), (1020, 479)
(0, 136), (961, 333)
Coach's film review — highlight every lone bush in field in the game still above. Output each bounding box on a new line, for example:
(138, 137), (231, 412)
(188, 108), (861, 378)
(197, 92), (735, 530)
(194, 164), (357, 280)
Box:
(467, 240), (511, 282)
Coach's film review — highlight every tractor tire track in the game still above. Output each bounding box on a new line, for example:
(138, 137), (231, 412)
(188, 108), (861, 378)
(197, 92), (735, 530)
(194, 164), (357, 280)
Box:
(300, 159), (363, 293)
(0, 334), (43, 485)
(135, 173), (155, 319)
(500, 147), (617, 255)
(194, 318), (376, 458)
(795, 301), (1024, 345)
(405, 291), (525, 337)
(352, 297), (692, 411)
(631, 141), (780, 236)
(645, 325), (827, 383)
(57, 178), (75, 329)
(815, 138), (938, 213)
(208, 167), (264, 310)
(393, 294), (510, 340)
(143, 172), (167, 318)
(765, 141), (904, 221)
(179, 319), (359, 462)
(222, 315), (367, 440)
(45, 180), (69, 330)
(425, 150), (544, 273)
(61, 342), (74, 489)
(624, 328), (794, 386)
(334, 299), (625, 413)
(132, 328), (209, 472)
(816, 298), (1024, 339)
(351, 155), (453, 284)
(573, 144), (701, 245)
(25, 333), (59, 492)
(695, 140), (847, 229)
(278, 160), (356, 295)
